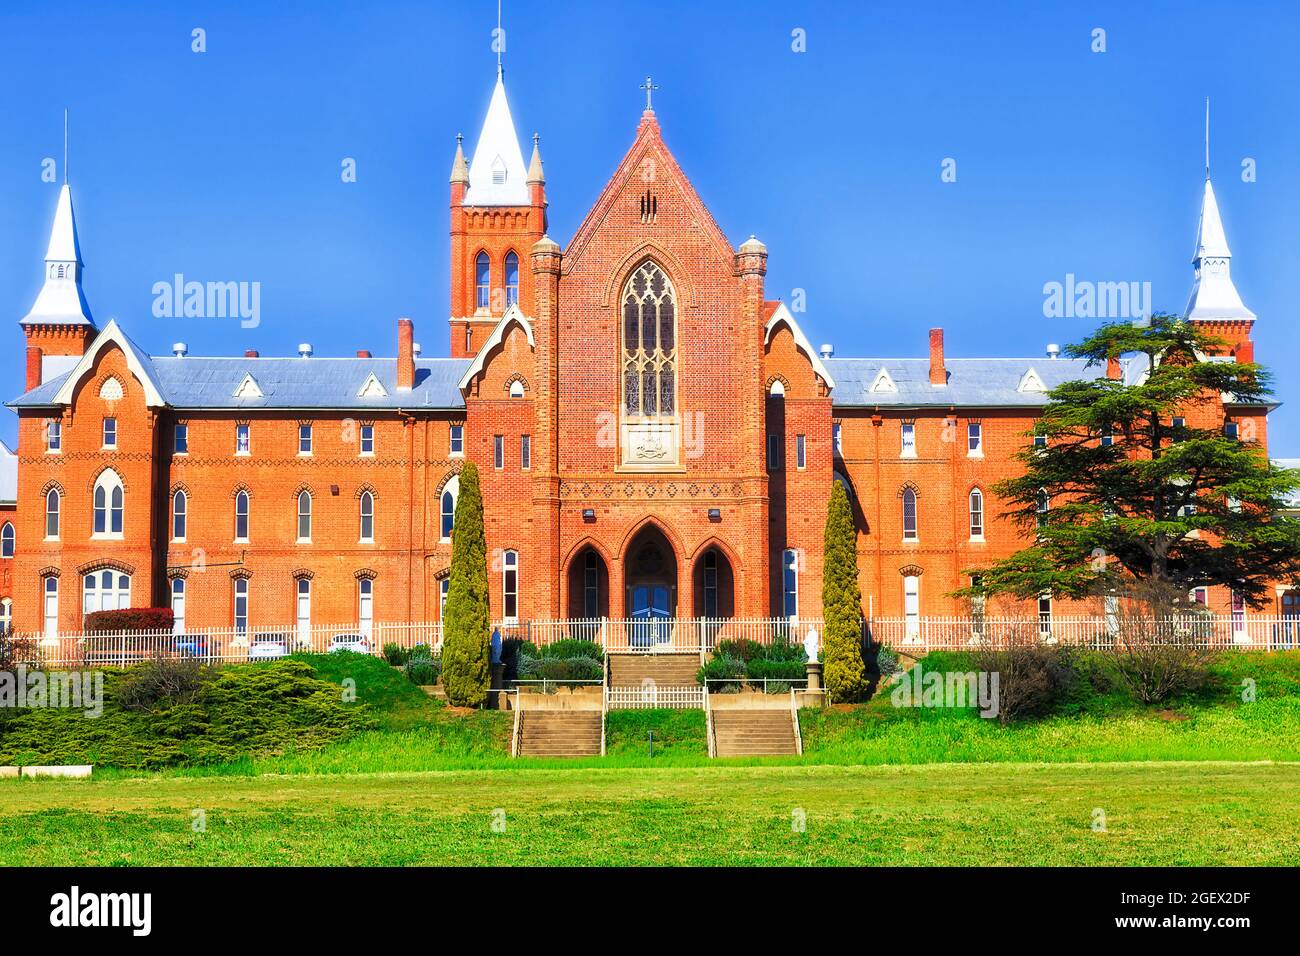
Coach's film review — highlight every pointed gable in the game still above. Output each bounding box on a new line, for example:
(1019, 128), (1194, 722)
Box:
(869, 368), (897, 393)
(233, 373), (264, 399)
(563, 110), (734, 273)
(1017, 367), (1046, 393)
(356, 373), (388, 398)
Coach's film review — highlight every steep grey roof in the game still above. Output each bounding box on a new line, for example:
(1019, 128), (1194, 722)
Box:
(0, 440), (16, 505)
(9, 356), (471, 410)
(826, 357), (1105, 408)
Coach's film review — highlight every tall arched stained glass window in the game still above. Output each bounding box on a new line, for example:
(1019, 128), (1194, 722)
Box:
(622, 261), (677, 419)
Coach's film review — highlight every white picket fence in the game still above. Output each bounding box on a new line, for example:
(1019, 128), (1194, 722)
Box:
(867, 615), (1300, 652)
(522, 617), (818, 654)
(606, 685), (706, 709)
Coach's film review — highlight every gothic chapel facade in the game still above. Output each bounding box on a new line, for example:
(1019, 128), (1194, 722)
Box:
(2, 69), (1270, 637)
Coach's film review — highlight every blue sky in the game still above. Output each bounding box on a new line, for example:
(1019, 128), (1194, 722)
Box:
(2, 1), (1298, 451)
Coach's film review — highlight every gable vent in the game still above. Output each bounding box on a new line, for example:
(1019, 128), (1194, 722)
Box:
(639, 190), (658, 224)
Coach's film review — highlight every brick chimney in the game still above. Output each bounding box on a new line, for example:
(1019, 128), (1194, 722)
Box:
(397, 318), (414, 390)
(929, 329), (946, 386)
(356, 349), (372, 358)
(244, 349), (259, 358)
(1236, 340), (1255, 365)
(1106, 356), (1122, 380)
(25, 346), (43, 391)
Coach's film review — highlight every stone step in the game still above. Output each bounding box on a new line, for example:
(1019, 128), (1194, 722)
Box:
(608, 653), (700, 688)
(517, 712), (603, 758)
(711, 709), (799, 757)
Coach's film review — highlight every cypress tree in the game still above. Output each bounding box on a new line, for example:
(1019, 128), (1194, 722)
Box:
(822, 481), (868, 701)
(442, 461), (491, 707)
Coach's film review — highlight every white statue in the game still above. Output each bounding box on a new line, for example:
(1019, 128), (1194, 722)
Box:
(804, 626), (819, 663)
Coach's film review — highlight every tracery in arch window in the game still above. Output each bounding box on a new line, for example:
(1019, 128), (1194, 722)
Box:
(621, 261), (677, 419)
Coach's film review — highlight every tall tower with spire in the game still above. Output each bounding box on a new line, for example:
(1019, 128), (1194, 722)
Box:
(448, 66), (547, 358)
(1184, 104), (1256, 361)
(19, 182), (97, 391)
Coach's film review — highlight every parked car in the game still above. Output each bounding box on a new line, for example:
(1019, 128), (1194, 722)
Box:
(173, 633), (209, 658)
(248, 632), (290, 660)
(328, 633), (372, 655)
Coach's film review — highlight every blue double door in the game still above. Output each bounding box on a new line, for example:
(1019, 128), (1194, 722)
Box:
(629, 584), (673, 647)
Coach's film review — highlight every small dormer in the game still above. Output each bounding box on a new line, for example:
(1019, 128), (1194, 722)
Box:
(1018, 367), (1047, 393)
(869, 368), (898, 394)
(233, 373), (264, 399)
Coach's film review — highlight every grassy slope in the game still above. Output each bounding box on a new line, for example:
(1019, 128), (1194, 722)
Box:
(1, 762), (1296, 866)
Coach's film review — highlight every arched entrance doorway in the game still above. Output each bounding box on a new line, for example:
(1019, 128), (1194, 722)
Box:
(692, 546), (734, 619)
(624, 524), (677, 645)
(566, 546), (610, 620)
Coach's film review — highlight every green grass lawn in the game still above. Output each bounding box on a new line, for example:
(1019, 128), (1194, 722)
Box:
(1, 761), (1296, 866)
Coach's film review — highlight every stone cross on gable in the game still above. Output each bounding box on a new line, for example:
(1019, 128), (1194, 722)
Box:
(641, 76), (660, 111)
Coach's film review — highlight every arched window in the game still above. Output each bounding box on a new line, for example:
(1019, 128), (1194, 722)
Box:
(584, 550), (600, 618)
(358, 578), (373, 638)
(502, 550), (519, 622)
(622, 261), (677, 419)
(782, 548), (799, 619)
(1036, 489), (1050, 529)
(296, 578), (311, 643)
(440, 476), (459, 542)
(92, 471), (124, 536)
(0, 522), (13, 559)
(235, 491), (250, 542)
(297, 491), (312, 542)
(233, 577), (249, 634)
(509, 379), (525, 398)
(172, 490), (188, 541)
(504, 251), (519, 306)
(171, 578), (186, 634)
(43, 577), (58, 638)
(902, 487), (918, 541)
(359, 491), (374, 542)
(968, 489), (984, 539)
(475, 251), (491, 310)
(45, 488), (61, 539)
(83, 569), (131, 615)
(703, 550), (719, 619)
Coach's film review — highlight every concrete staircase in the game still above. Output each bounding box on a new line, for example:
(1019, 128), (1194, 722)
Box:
(608, 653), (700, 688)
(515, 711), (603, 757)
(710, 708), (800, 757)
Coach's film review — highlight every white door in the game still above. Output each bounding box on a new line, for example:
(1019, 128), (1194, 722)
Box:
(296, 579), (311, 647)
(904, 576), (920, 639)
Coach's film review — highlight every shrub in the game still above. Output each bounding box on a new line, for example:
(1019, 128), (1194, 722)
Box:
(540, 638), (604, 660)
(1106, 642), (1211, 705)
(697, 654), (746, 691)
(873, 644), (901, 680)
(406, 655), (442, 686)
(114, 657), (214, 712)
(822, 482), (867, 701)
(501, 638), (538, 683)
(382, 643), (411, 666)
(516, 653), (603, 684)
(714, 638), (765, 663)
(84, 607), (174, 634)
(0, 634), (39, 670)
(442, 462), (491, 707)
(974, 643), (1075, 723)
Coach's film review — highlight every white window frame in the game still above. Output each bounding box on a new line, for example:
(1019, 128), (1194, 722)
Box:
(233, 578), (249, 635)
(439, 578), (450, 621)
(359, 424), (374, 456)
(904, 575), (920, 639)
(967, 422), (982, 457)
(796, 434), (807, 470)
(83, 569), (131, 617)
(359, 491), (375, 543)
(46, 419), (62, 453)
(902, 487), (918, 542)
(45, 488), (61, 540)
(440, 476), (459, 542)
(92, 470), (125, 539)
(235, 490), (250, 543)
(297, 491), (312, 543)
(102, 417), (117, 450)
(450, 424), (464, 457)
(298, 424), (313, 456)
(172, 490), (187, 542)
(900, 422), (916, 458)
(832, 422), (842, 457)
(235, 423), (251, 455)
(43, 576), (58, 639)
(295, 578), (311, 645)
(1038, 592), (1053, 636)
(502, 550), (519, 623)
(171, 578), (186, 634)
(0, 522), (13, 559)
(968, 488), (984, 540)
(359, 578), (374, 639)
(0, 598), (11, 635)
(174, 423), (189, 455)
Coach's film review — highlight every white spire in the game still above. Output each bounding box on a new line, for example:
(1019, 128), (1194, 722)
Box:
(1184, 175), (1255, 323)
(20, 183), (95, 327)
(463, 74), (529, 206)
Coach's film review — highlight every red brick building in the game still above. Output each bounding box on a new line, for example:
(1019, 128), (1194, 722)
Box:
(2, 72), (1271, 639)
